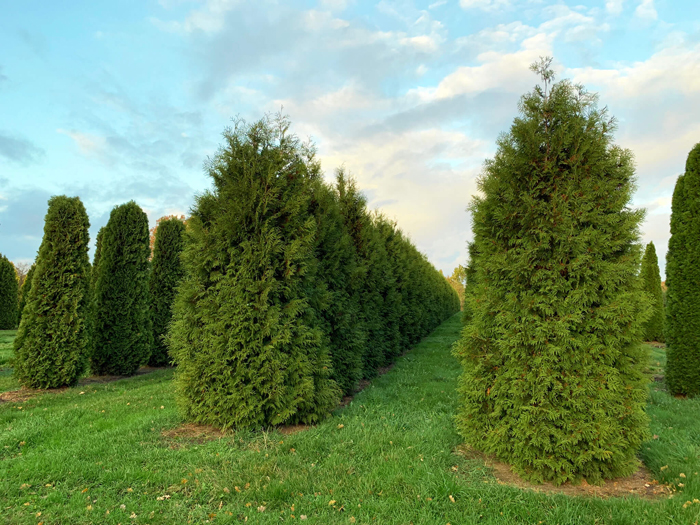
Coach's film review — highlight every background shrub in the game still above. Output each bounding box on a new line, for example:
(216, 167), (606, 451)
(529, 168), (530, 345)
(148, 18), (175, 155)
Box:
(91, 201), (152, 376)
(148, 217), (185, 366)
(0, 254), (18, 330)
(640, 242), (664, 342)
(12, 196), (91, 388)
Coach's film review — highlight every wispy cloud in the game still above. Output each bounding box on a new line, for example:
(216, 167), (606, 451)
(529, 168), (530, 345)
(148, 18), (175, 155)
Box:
(0, 132), (45, 165)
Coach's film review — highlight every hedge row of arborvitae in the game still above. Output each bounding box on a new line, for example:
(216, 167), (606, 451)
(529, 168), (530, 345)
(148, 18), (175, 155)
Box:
(167, 115), (460, 430)
(8, 116), (458, 420)
(666, 143), (700, 396)
(12, 200), (186, 388)
(455, 60), (651, 485)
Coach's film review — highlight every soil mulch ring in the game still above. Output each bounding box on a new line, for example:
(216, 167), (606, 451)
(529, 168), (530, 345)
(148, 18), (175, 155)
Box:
(456, 445), (672, 499)
(161, 423), (231, 447)
(0, 367), (168, 404)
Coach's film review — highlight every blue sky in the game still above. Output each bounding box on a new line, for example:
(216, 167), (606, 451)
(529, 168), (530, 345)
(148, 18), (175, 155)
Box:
(2, 0), (699, 276)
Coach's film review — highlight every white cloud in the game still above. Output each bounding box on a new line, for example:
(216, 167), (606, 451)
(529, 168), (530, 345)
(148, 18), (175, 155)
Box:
(408, 33), (552, 103)
(635, 0), (657, 21)
(56, 129), (108, 159)
(605, 0), (626, 15)
(459, 0), (511, 10)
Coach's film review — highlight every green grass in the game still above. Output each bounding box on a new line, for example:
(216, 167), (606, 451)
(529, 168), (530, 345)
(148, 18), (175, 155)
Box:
(0, 329), (19, 393)
(1, 317), (700, 524)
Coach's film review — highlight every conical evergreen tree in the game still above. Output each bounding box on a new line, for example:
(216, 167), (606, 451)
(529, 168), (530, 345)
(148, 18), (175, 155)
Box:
(12, 196), (91, 388)
(0, 255), (18, 329)
(148, 217), (186, 366)
(665, 143), (700, 396)
(17, 262), (36, 323)
(91, 201), (152, 376)
(454, 59), (650, 484)
(309, 177), (365, 394)
(640, 242), (664, 342)
(168, 116), (340, 429)
(335, 172), (390, 377)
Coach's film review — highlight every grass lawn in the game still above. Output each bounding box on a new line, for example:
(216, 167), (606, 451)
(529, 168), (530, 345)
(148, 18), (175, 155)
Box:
(0, 329), (19, 393)
(2, 316), (700, 524)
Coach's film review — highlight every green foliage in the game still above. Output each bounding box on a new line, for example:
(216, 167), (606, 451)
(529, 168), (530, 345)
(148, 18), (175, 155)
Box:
(454, 62), (650, 485)
(168, 116), (341, 429)
(12, 196), (91, 388)
(91, 201), (152, 376)
(665, 143), (700, 396)
(148, 217), (185, 367)
(169, 116), (459, 429)
(640, 242), (664, 342)
(0, 255), (18, 329)
(17, 262), (36, 323)
(309, 177), (366, 394)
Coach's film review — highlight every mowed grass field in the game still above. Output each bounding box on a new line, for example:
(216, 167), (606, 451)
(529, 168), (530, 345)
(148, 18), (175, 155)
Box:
(2, 316), (700, 524)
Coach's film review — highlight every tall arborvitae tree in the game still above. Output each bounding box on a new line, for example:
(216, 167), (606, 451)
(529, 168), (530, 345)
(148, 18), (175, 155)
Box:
(454, 59), (650, 485)
(640, 242), (664, 342)
(91, 201), (152, 376)
(92, 227), (104, 290)
(168, 116), (341, 429)
(12, 196), (91, 388)
(309, 177), (366, 394)
(0, 255), (19, 329)
(665, 143), (700, 396)
(17, 263), (36, 323)
(148, 217), (186, 366)
(336, 172), (391, 376)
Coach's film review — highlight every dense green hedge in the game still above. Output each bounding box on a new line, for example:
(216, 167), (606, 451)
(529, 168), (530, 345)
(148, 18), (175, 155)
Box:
(169, 116), (459, 429)
(148, 217), (185, 366)
(640, 242), (664, 342)
(454, 62), (650, 485)
(665, 143), (700, 396)
(91, 201), (152, 376)
(13, 196), (91, 388)
(0, 254), (18, 329)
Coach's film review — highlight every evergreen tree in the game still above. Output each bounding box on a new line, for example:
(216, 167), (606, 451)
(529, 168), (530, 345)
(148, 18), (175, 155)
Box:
(0, 255), (18, 329)
(0, 258), (18, 328)
(336, 172), (390, 377)
(12, 196), (91, 388)
(454, 59), (650, 484)
(665, 143), (700, 396)
(168, 116), (341, 429)
(148, 217), (186, 366)
(17, 263), (36, 323)
(92, 227), (104, 290)
(309, 177), (366, 394)
(91, 201), (152, 376)
(640, 242), (664, 342)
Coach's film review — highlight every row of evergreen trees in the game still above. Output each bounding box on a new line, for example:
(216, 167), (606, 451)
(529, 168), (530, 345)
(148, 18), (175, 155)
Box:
(455, 60), (651, 485)
(168, 116), (460, 430)
(12, 198), (186, 388)
(8, 115), (458, 430)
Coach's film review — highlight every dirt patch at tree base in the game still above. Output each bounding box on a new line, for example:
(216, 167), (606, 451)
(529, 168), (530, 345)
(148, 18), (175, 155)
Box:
(0, 367), (167, 404)
(278, 424), (310, 435)
(161, 423), (231, 446)
(456, 445), (672, 499)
